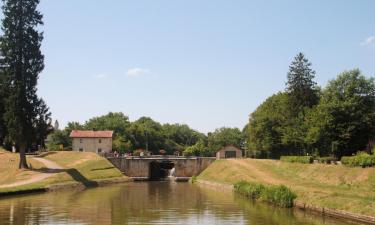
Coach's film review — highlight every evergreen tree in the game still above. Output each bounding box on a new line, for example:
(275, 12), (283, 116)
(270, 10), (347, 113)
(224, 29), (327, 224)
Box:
(286, 52), (319, 111)
(1, 0), (45, 168)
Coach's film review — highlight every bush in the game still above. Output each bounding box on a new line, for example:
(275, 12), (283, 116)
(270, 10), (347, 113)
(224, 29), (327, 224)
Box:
(341, 152), (375, 167)
(260, 185), (297, 208)
(317, 156), (337, 164)
(234, 181), (265, 199)
(280, 156), (313, 164)
(234, 181), (297, 208)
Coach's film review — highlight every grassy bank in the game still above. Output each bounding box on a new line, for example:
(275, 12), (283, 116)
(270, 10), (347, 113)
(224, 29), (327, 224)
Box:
(0, 150), (128, 194)
(198, 159), (375, 217)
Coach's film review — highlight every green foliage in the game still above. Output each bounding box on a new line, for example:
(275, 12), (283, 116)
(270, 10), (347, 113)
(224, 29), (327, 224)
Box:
(162, 123), (204, 154)
(260, 184), (297, 208)
(207, 127), (244, 153)
(234, 181), (296, 208)
(1, 0), (48, 167)
(316, 156), (337, 164)
(306, 69), (375, 158)
(280, 156), (313, 164)
(247, 67), (375, 159)
(128, 117), (165, 155)
(286, 52), (319, 110)
(341, 152), (375, 168)
(46, 130), (71, 151)
(183, 139), (208, 156)
(234, 181), (265, 199)
(85, 112), (131, 136)
(247, 92), (289, 158)
(190, 176), (197, 183)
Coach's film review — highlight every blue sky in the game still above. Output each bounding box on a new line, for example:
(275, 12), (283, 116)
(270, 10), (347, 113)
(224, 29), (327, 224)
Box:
(30, 1), (375, 133)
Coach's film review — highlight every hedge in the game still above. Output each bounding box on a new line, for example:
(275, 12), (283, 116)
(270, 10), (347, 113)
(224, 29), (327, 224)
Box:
(234, 181), (297, 208)
(280, 156), (313, 164)
(317, 157), (337, 164)
(341, 153), (375, 168)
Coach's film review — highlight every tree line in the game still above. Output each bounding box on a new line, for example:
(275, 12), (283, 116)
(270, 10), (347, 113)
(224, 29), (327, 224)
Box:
(48, 112), (245, 156)
(245, 53), (375, 159)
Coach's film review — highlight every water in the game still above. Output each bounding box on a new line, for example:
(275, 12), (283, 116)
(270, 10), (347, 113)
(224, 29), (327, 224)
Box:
(0, 182), (362, 225)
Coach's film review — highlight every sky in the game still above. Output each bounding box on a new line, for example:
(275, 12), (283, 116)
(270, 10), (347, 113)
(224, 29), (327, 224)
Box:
(18, 1), (375, 133)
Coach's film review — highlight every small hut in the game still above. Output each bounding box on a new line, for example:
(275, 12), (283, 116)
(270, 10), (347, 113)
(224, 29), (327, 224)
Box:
(216, 145), (243, 159)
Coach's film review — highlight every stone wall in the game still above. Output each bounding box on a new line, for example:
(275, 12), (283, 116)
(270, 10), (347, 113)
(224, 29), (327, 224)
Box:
(107, 157), (216, 179)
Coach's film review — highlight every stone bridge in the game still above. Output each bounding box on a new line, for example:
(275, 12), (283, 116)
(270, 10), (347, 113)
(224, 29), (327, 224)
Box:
(107, 156), (216, 181)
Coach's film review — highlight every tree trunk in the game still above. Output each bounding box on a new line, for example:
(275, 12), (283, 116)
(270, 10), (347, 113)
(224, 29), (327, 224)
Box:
(19, 143), (29, 169)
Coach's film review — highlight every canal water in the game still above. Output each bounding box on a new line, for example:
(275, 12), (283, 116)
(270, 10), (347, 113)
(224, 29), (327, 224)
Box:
(0, 182), (362, 225)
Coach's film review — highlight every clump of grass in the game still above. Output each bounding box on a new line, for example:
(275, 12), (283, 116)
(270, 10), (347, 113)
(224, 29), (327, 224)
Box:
(234, 181), (265, 199)
(234, 180), (296, 207)
(190, 176), (197, 183)
(341, 152), (375, 168)
(280, 156), (313, 164)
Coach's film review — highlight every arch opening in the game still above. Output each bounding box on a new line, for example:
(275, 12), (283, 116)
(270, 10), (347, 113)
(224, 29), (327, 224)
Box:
(149, 161), (175, 181)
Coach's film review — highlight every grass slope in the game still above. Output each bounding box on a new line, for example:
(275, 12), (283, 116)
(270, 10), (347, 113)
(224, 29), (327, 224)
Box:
(0, 151), (126, 194)
(198, 159), (375, 217)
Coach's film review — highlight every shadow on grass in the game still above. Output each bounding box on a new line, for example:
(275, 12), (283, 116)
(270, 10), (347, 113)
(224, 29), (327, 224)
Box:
(32, 167), (98, 188)
(91, 166), (115, 171)
(37, 152), (58, 158)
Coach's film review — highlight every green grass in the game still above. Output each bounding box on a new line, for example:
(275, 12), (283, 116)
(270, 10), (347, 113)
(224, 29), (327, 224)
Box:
(234, 181), (296, 207)
(198, 159), (375, 217)
(280, 156), (313, 164)
(0, 151), (127, 194)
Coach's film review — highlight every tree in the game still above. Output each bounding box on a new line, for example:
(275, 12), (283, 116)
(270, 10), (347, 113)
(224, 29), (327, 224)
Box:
(34, 99), (52, 149)
(84, 112), (130, 135)
(128, 117), (165, 154)
(306, 69), (375, 158)
(183, 139), (208, 156)
(162, 123), (205, 154)
(1, 0), (46, 168)
(0, 57), (6, 145)
(207, 127), (244, 154)
(286, 52), (319, 111)
(247, 92), (289, 158)
(54, 120), (59, 130)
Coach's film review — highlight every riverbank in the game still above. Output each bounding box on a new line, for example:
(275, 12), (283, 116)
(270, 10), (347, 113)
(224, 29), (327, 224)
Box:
(0, 150), (131, 196)
(197, 159), (375, 223)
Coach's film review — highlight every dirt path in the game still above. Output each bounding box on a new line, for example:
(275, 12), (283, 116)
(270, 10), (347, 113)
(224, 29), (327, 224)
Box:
(0, 157), (63, 189)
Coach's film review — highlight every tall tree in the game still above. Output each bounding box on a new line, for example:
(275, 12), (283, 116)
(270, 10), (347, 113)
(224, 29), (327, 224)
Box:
(306, 69), (375, 158)
(1, 0), (45, 168)
(286, 52), (319, 111)
(0, 50), (6, 144)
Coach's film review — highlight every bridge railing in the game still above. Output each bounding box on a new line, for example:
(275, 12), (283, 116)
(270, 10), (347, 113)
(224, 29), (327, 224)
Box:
(99, 152), (215, 160)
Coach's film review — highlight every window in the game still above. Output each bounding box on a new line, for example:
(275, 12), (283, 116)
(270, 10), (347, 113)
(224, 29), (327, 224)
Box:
(98, 148), (102, 153)
(79, 148), (83, 152)
(99, 139), (102, 143)
(80, 139), (83, 143)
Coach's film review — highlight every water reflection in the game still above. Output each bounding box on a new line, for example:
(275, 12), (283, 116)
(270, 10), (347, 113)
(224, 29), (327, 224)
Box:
(0, 182), (362, 225)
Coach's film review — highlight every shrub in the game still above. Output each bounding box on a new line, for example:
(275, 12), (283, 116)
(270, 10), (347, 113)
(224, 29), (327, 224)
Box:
(317, 157), (337, 164)
(280, 156), (313, 164)
(341, 152), (375, 167)
(234, 181), (297, 208)
(234, 181), (265, 199)
(260, 185), (297, 208)
(190, 176), (197, 183)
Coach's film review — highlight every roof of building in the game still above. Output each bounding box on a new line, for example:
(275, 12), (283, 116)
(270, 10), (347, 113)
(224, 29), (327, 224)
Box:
(69, 130), (113, 138)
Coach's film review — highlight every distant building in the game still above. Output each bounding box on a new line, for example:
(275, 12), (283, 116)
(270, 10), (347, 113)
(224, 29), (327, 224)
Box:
(216, 145), (243, 159)
(69, 130), (113, 153)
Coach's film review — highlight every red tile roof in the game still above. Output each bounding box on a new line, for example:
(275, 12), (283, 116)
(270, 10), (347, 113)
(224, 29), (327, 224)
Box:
(69, 130), (113, 138)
